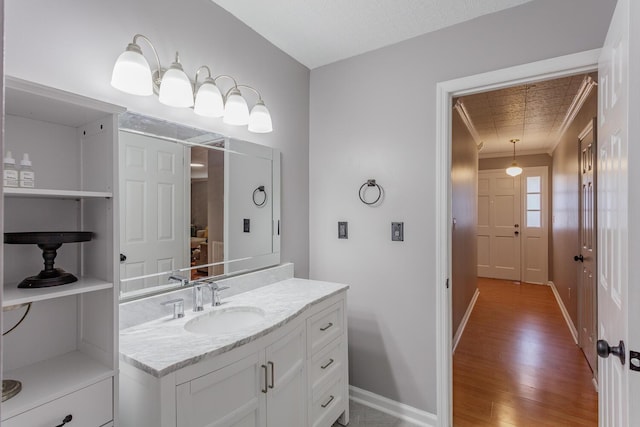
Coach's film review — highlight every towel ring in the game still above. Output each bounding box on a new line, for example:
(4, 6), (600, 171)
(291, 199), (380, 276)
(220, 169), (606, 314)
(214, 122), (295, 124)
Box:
(359, 179), (382, 205)
(253, 185), (267, 207)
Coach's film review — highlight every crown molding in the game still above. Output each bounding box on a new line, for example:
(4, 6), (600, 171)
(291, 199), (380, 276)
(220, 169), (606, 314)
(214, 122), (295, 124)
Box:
(548, 75), (597, 154)
(453, 99), (483, 151)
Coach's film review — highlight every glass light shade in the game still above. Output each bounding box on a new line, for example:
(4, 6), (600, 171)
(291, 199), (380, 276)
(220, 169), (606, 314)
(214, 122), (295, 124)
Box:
(159, 62), (194, 108)
(223, 88), (249, 126)
(111, 46), (153, 96)
(194, 79), (224, 117)
(506, 162), (523, 177)
(248, 101), (273, 133)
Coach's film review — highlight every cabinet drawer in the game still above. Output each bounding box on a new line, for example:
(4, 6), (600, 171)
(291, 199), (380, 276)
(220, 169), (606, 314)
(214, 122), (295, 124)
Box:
(310, 338), (343, 391)
(311, 375), (344, 427)
(3, 378), (112, 427)
(308, 302), (343, 355)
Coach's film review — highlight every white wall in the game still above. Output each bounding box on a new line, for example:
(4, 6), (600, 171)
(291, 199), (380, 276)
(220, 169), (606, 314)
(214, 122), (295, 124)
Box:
(5, 0), (310, 277)
(309, 0), (616, 413)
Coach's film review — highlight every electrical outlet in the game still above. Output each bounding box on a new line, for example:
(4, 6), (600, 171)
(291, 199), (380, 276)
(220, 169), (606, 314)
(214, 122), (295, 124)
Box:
(243, 218), (250, 233)
(392, 222), (404, 241)
(338, 222), (348, 239)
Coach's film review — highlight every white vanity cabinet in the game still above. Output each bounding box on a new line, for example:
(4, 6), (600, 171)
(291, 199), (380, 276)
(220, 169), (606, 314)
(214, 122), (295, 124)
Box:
(1, 78), (122, 426)
(176, 324), (306, 427)
(120, 289), (348, 427)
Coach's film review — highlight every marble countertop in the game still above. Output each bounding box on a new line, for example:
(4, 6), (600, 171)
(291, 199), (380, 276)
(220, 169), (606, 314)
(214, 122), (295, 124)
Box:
(119, 278), (348, 378)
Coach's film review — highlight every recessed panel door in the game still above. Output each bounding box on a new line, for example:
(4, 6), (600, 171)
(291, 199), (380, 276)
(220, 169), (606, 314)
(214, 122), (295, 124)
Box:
(597, 0), (632, 424)
(119, 131), (187, 294)
(477, 170), (521, 281)
(578, 120), (598, 375)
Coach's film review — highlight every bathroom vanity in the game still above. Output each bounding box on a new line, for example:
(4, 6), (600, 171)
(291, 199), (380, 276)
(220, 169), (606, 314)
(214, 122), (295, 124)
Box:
(119, 278), (349, 427)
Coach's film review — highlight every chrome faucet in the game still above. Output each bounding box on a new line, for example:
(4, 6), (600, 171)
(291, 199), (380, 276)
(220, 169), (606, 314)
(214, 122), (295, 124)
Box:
(207, 282), (230, 307)
(193, 284), (206, 312)
(168, 273), (189, 287)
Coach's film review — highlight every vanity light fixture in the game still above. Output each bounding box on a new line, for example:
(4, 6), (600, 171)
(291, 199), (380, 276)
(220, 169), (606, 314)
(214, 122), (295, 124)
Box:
(111, 34), (273, 133)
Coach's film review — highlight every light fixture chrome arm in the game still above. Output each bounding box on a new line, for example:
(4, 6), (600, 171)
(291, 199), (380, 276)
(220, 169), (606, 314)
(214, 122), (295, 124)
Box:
(237, 84), (263, 102)
(132, 34), (163, 85)
(212, 74), (240, 96)
(194, 65), (213, 87)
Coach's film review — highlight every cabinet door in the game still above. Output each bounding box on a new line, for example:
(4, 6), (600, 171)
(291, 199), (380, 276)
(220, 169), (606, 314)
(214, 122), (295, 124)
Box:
(264, 325), (306, 427)
(176, 351), (266, 427)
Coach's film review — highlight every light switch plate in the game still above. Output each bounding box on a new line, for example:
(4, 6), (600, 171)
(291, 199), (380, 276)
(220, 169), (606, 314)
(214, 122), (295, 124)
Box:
(392, 222), (404, 241)
(338, 222), (348, 239)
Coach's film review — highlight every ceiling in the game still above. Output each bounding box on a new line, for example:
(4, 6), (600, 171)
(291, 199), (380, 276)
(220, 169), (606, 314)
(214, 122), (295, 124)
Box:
(455, 73), (596, 157)
(210, 0), (533, 69)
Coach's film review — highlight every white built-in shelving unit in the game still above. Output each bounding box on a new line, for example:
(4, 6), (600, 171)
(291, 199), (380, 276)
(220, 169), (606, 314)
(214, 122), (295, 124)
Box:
(1, 77), (123, 426)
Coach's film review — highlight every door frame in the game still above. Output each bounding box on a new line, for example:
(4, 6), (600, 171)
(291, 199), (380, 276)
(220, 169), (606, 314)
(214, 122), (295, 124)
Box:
(434, 49), (600, 427)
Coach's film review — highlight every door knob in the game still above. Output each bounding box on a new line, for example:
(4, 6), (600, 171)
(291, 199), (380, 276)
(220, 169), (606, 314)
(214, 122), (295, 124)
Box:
(597, 339), (626, 365)
(120, 253), (127, 262)
(574, 254), (584, 262)
(514, 231), (519, 235)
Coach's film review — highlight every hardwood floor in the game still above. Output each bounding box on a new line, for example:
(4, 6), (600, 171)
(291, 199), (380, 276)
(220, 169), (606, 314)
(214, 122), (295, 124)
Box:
(453, 278), (598, 426)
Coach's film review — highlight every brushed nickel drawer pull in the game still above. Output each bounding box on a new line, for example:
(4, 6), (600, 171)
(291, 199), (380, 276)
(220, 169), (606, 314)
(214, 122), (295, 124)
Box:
(261, 364), (268, 393)
(321, 395), (335, 408)
(320, 322), (334, 331)
(321, 358), (335, 369)
(268, 361), (275, 389)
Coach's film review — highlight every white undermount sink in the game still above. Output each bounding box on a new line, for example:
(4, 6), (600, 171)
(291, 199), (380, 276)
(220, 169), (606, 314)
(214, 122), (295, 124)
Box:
(184, 306), (266, 336)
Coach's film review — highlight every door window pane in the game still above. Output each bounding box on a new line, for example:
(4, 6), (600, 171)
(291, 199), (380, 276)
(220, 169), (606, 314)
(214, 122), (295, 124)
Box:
(527, 176), (541, 193)
(527, 211), (541, 228)
(527, 194), (541, 210)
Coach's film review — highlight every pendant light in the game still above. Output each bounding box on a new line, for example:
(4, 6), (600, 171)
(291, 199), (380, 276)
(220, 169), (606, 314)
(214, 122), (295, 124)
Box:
(506, 139), (523, 177)
(506, 85), (528, 177)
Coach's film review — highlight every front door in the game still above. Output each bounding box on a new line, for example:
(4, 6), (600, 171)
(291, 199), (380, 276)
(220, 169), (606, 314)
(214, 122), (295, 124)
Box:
(477, 170), (521, 281)
(578, 119), (598, 375)
(597, 0), (634, 424)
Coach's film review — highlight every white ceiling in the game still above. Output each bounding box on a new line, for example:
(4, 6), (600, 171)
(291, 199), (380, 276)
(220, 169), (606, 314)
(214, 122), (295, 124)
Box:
(210, 0), (533, 69)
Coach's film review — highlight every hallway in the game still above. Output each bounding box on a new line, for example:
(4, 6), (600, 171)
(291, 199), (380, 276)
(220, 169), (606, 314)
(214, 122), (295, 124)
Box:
(453, 278), (598, 426)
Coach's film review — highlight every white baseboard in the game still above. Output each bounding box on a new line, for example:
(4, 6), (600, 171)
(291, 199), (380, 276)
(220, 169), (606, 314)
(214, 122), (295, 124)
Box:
(349, 386), (437, 427)
(548, 281), (578, 344)
(452, 288), (480, 354)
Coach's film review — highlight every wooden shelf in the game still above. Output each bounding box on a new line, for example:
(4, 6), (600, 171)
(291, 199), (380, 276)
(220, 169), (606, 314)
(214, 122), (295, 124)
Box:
(3, 277), (113, 307)
(1, 351), (114, 421)
(4, 188), (112, 199)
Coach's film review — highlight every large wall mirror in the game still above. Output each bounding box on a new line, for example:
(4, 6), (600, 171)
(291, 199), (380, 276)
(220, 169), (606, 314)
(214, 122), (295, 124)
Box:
(118, 112), (280, 300)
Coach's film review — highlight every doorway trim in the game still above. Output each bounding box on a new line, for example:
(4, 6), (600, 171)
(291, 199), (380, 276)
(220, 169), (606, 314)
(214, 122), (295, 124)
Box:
(434, 48), (600, 427)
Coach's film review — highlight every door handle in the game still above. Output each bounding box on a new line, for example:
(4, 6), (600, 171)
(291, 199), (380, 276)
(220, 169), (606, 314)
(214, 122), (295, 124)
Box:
(268, 361), (275, 389)
(574, 254), (584, 262)
(597, 339), (626, 365)
(514, 231), (519, 235)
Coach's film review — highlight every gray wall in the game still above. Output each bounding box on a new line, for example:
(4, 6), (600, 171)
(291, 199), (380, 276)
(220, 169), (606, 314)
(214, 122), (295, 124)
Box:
(5, 0), (311, 278)
(309, 0), (615, 413)
(451, 111), (478, 337)
(551, 89), (597, 326)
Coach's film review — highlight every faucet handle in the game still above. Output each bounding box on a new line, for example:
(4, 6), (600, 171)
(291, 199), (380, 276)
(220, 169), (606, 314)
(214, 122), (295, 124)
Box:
(161, 298), (185, 319)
